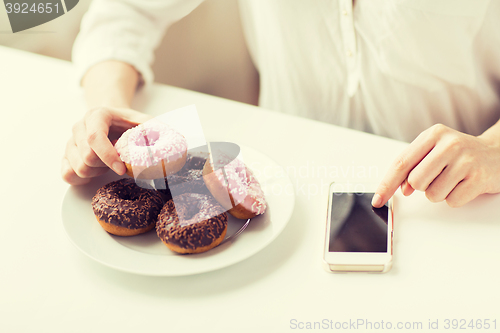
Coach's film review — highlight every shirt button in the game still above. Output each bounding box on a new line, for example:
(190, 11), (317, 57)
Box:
(342, 10), (348, 16)
(346, 50), (353, 57)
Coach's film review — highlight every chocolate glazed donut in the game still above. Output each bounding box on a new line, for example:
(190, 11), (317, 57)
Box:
(156, 193), (228, 254)
(92, 178), (164, 236)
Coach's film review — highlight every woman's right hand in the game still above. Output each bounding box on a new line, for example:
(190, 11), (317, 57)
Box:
(62, 106), (151, 185)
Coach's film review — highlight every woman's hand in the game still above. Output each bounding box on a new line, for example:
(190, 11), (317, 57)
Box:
(62, 106), (151, 185)
(372, 123), (500, 208)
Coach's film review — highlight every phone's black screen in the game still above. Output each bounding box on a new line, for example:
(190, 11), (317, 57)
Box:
(329, 193), (388, 252)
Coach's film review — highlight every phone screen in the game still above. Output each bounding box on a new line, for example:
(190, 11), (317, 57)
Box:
(328, 193), (389, 253)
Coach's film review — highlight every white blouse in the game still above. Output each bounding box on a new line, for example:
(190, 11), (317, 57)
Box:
(73, 0), (500, 142)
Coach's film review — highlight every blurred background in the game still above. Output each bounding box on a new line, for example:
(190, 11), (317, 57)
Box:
(0, 0), (259, 105)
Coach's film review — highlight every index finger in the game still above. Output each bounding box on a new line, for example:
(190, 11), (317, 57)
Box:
(85, 109), (126, 175)
(372, 132), (436, 207)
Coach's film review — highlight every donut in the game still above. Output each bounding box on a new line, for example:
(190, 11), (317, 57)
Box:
(202, 153), (267, 219)
(158, 153), (210, 201)
(156, 193), (228, 254)
(114, 121), (188, 179)
(92, 178), (164, 236)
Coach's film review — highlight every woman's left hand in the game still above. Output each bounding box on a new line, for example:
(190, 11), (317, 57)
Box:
(372, 123), (500, 208)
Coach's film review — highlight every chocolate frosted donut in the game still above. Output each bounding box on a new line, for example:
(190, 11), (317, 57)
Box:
(158, 154), (210, 201)
(92, 178), (164, 236)
(156, 193), (228, 254)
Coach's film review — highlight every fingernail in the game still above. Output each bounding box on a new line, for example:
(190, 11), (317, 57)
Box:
(113, 162), (124, 175)
(372, 194), (383, 207)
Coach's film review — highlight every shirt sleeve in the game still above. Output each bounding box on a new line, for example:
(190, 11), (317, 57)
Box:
(72, 0), (204, 86)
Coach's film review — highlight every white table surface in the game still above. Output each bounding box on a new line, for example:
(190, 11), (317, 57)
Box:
(1, 45), (499, 333)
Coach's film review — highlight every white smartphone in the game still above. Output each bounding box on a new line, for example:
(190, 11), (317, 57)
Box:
(323, 183), (393, 273)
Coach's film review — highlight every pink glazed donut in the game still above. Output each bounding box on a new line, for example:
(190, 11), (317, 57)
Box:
(202, 153), (267, 219)
(114, 121), (188, 180)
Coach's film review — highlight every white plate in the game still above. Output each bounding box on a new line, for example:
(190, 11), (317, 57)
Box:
(62, 145), (295, 276)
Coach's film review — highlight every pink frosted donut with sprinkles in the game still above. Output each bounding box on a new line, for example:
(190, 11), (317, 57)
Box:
(114, 121), (188, 180)
(202, 152), (267, 219)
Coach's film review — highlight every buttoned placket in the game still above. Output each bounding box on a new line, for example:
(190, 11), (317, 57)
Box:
(339, 0), (359, 97)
